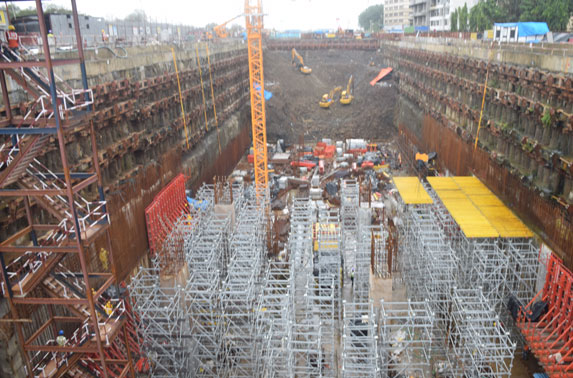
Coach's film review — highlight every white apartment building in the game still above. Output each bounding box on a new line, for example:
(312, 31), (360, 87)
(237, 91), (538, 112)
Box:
(384, 0), (412, 31)
(423, 0), (479, 31)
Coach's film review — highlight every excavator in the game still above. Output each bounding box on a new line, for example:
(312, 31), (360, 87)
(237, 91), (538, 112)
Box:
(340, 75), (354, 105)
(319, 86), (342, 109)
(207, 14), (242, 39)
(291, 48), (312, 75)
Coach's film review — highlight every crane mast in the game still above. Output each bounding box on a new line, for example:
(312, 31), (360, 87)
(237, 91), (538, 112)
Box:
(244, 0), (268, 198)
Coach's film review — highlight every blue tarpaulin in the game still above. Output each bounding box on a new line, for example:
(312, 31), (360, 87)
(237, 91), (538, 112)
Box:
(187, 197), (210, 211)
(415, 26), (429, 32)
(494, 22), (549, 37)
(253, 83), (273, 101)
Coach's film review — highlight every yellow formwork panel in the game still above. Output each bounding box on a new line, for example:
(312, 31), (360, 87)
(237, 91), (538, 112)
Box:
(392, 177), (433, 204)
(428, 176), (532, 238)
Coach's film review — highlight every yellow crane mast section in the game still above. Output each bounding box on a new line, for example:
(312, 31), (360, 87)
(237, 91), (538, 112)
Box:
(245, 0), (269, 196)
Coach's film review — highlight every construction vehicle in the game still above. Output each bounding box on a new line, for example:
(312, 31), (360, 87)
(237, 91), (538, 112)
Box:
(319, 86), (342, 108)
(214, 14), (243, 38)
(415, 151), (437, 178)
(291, 48), (312, 75)
(340, 75), (354, 105)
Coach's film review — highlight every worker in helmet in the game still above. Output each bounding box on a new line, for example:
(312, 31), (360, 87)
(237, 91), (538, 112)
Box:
(56, 330), (67, 346)
(5, 25), (19, 52)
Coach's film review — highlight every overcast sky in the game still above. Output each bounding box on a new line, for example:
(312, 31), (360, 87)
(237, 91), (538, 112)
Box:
(43, 0), (379, 30)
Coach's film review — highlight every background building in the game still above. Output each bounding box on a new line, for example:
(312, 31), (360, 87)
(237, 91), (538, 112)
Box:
(384, 0), (412, 32)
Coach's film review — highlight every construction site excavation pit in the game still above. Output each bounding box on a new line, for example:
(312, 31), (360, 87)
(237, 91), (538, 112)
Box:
(1, 2), (572, 376)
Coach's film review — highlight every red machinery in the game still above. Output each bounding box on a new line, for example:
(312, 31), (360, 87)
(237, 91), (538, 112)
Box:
(519, 252), (573, 377)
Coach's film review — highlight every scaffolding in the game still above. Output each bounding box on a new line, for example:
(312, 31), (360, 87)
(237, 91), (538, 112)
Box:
(354, 225), (376, 303)
(341, 180), (359, 278)
(342, 300), (378, 377)
(0, 1), (133, 376)
(221, 198), (266, 377)
(256, 261), (293, 377)
(394, 176), (543, 376)
(446, 287), (516, 377)
(378, 300), (434, 378)
(185, 212), (230, 376)
(129, 268), (191, 377)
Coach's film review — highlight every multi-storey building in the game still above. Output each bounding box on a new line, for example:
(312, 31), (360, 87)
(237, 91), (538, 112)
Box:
(384, 0), (412, 31)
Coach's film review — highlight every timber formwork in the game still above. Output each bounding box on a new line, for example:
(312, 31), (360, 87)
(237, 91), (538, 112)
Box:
(0, 1), (134, 377)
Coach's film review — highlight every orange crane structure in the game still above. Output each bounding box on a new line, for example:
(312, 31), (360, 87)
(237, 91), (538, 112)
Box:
(244, 0), (269, 197)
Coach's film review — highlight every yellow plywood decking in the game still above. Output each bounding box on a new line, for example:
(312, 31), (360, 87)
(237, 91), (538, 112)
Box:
(392, 177), (433, 204)
(427, 176), (533, 238)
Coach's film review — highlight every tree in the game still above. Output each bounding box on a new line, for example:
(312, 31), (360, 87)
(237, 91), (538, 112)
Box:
(459, 3), (468, 32)
(521, 0), (572, 31)
(469, 0), (505, 32)
(451, 9), (458, 31)
(125, 9), (147, 22)
(358, 4), (384, 32)
(498, 0), (521, 22)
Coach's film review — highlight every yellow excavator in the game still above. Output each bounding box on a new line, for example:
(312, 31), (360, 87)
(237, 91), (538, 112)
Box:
(319, 86), (342, 109)
(340, 75), (354, 105)
(208, 14), (242, 39)
(291, 48), (312, 75)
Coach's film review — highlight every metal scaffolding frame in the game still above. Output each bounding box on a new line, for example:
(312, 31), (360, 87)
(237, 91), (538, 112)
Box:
(396, 179), (542, 376)
(129, 268), (191, 377)
(221, 199), (266, 377)
(446, 287), (516, 377)
(371, 224), (389, 279)
(256, 261), (293, 377)
(0, 1), (134, 376)
(378, 300), (434, 378)
(185, 212), (230, 377)
(353, 224), (376, 303)
(341, 180), (359, 278)
(342, 300), (378, 377)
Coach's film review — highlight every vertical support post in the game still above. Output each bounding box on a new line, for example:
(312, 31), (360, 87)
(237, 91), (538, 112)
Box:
(36, 1), (108, 375)
(0, 70), (12, 121)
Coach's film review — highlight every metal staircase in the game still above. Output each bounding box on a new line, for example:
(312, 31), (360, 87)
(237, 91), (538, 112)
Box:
(0, 2), (134, 377)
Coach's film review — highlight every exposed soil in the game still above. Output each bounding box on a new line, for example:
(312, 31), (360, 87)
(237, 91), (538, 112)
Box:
(263, 49), (397, 144)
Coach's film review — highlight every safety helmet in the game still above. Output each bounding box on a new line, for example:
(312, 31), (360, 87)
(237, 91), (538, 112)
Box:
(58, 330), (64, 336)
(8, 25), (15, 31)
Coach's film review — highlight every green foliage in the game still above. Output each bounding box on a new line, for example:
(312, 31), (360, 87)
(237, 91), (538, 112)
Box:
(498, 0), (521, 22)
(541, 109), (552, 128)
(358, 4), (384, 32)
(44, 5), (72, 15)
(451, 9), (458, 32)
(6, 4), (73, 19)
(124, 9), (147, 22)
(469, 0), (505, 32)
(521, 0), (572, 31)
(459, 4), (469, 32)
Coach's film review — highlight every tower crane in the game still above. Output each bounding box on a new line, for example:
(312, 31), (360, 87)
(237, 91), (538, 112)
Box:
(244, 0), (268, 197)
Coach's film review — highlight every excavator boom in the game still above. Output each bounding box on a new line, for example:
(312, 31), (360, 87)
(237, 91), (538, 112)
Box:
(319, 86), (342, 108)
(340, 75), (354, 105)
(291, 48), (312, 75)
(214, 14), (242, 38)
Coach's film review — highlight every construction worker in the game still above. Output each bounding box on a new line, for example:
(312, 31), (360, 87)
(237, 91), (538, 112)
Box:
(104, 300), (113, 316)
(350, 268), (355, 286)
(56, 330), (67, 346)
(5, 25), (19, 52)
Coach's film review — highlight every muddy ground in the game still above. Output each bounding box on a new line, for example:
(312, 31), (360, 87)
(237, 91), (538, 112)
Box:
(263, 49), (397, 144)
